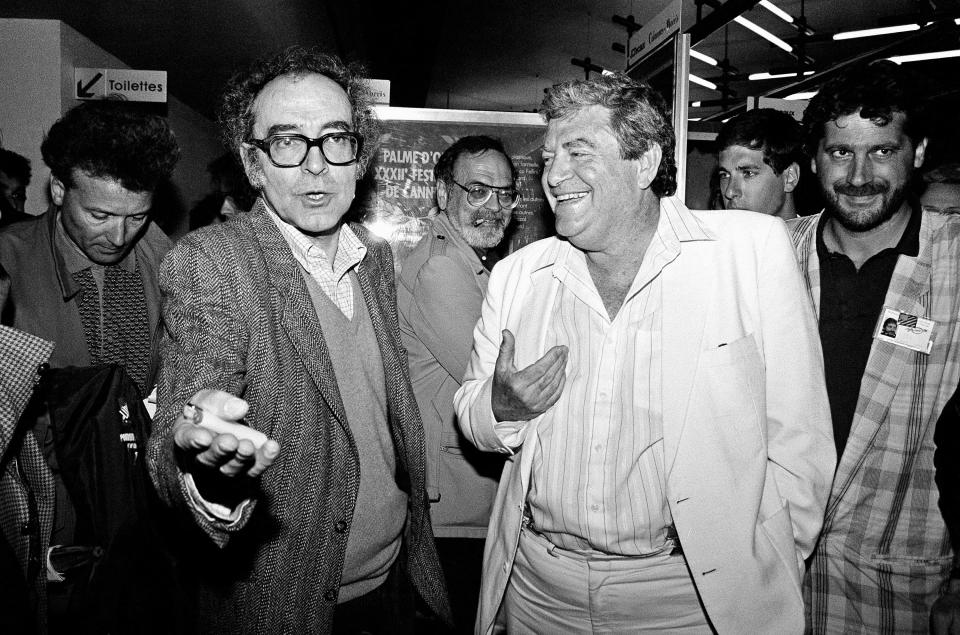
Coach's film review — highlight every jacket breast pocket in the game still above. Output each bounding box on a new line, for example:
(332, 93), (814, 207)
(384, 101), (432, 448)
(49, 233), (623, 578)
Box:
(696, 333), (766, 435)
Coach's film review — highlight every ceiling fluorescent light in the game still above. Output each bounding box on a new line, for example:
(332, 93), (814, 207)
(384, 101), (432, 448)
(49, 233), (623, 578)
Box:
(690, 101), (702, 107)
(690, 49), (718, 66)
(689, 74), (718, 90)
(749, 70), (815, 80)
(786, 91), (817, 100)
(689, 117), (702, 121)
(833, 24), (920, 41)
(734, 16), (793, 52)
(758, 0), (794, 24)
(888, 49), (960, 63)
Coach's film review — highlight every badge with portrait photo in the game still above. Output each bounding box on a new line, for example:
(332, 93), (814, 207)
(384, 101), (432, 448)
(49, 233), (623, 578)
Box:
(875, 307), (935, 354)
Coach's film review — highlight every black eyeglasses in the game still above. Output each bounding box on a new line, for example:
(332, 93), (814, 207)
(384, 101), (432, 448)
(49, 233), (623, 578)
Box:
(450, 179), (522, 209)
(248, 132), (363, 167)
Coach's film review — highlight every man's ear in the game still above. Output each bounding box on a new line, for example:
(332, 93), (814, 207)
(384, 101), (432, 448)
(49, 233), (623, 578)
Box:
(914, 137), (929, 169)
(436, 180), (448, 211)
(782, 162), (800, 193)
(239, 145), (263, 189)
(50, 175), (66, 207)
(637, 143), (663, 190)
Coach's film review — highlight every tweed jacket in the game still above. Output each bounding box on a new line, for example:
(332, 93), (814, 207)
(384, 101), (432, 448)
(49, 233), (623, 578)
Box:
(457, 200), (836, 635)
(789, 211), (960, 633)
(0, 206), (170, 382)
(397, 213), (503, 538)
(0, 326), (54, 634)
(147, 200), (450, 633)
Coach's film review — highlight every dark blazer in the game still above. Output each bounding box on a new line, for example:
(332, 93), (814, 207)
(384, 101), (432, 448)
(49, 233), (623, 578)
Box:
(148, 200), (450, 633)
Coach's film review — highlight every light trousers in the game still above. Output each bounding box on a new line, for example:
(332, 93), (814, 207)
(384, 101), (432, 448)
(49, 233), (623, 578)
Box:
(503, 527), (715, 633)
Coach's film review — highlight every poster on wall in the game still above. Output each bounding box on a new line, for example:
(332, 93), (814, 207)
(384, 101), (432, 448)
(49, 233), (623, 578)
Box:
(356, 106), (552, 268)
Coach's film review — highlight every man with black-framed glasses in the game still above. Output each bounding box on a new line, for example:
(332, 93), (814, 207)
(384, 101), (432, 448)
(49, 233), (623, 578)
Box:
(397, 135), (519, 630)
(148, 47), (451, 634)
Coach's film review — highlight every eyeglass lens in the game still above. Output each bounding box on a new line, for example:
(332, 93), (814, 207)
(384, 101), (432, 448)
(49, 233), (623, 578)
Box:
(466, 185), (520, 209)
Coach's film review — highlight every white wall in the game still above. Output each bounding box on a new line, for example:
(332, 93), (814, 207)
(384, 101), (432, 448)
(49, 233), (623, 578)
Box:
(0, 19), (63, 213)
(0, 18), (222, 237)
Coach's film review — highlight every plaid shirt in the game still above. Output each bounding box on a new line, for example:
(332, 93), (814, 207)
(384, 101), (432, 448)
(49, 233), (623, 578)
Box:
(265, 202), (367, 319)
(790, 211), (960, 634)
(0, 325), (55, 633)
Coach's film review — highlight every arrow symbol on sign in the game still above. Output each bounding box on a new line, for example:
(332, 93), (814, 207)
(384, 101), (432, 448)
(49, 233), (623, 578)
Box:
(76, 72), (103, 99)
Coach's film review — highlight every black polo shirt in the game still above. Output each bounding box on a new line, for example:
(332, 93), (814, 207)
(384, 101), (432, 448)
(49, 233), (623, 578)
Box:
(816, 203), (921, 457)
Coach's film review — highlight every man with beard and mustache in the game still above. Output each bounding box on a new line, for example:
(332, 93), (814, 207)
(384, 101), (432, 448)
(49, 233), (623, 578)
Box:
(788, 60), (960, 633)
(397, 135), (519, 630)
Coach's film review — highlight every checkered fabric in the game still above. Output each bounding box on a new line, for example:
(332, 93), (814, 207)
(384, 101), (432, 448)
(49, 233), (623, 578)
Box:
(72, 264), (151, 394)
(789, 212), (960, 633)
(0, 325), (54, 632)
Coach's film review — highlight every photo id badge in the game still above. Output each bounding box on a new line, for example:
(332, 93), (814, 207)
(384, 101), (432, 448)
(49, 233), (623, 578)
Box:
(875, 307), (935, 354)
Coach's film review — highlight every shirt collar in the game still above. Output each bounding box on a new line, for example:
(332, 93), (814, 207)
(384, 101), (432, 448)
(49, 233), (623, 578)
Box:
(535, 195), (712, 274)
(262, 198), (367, 273)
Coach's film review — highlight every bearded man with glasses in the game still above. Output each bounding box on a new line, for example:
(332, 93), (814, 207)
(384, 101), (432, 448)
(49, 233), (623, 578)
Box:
(396, 135), (519, 630)
(147, 47), (451, 634)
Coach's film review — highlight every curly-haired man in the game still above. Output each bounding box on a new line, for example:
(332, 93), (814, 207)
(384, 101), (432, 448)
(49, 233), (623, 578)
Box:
(789, 59), (960, 635)
(0, 99), (179, 632)
(147, 47), (450, 633)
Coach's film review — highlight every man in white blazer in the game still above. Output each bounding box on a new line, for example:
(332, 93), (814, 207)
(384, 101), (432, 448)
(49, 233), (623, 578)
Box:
(454, 72), (836, 634)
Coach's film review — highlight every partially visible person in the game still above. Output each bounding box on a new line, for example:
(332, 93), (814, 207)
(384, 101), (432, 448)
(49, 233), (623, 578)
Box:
(397, 134), (518, 630)
(921, 163), (960, 215)
(0, 148), (32, 227)
(456, 72), (834, 634)
(790, 59), (960, 633)
(933, 382), (960, 635)
(147, 46), (450, 634)
(188, 152), (257, 229)
(717, 108), (803, 220)
(0, 100), (180, 634)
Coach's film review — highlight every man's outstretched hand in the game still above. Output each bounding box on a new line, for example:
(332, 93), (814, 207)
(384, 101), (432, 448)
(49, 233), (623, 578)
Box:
(173, 388), (279, 479)
(491, 329), (568, 422)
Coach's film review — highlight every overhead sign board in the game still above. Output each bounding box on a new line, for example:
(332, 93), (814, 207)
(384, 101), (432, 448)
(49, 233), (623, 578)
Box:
(750, 96), (809, 122)
(626, 0), (682, 70)
(74, 68), (168, 103)
(366, 79), (391, 105)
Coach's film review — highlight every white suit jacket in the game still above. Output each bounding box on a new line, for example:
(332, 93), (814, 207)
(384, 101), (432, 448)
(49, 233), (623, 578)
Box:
(454, 198), (836, 635)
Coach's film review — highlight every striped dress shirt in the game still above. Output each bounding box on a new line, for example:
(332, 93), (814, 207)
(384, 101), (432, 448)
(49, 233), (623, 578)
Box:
(526, 208), (682, 556)
(266, 203), (366, 319)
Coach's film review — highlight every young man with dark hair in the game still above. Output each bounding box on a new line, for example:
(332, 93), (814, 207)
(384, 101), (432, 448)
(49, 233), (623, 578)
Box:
(716, 108), (803, 220)
(789, 59), (960, 633)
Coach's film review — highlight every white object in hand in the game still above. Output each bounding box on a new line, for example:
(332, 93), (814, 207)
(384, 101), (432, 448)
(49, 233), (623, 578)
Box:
(187, 402), (269, 449)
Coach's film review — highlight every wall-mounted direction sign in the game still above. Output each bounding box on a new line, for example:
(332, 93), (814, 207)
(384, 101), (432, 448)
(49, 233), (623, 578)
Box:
(74, 68), (168, 103)
(626, 0), (682, 70)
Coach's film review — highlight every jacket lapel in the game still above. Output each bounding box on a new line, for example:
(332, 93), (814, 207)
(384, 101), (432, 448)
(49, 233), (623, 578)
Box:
(661, 241), (710, 476)
(247, 206), (350, 428)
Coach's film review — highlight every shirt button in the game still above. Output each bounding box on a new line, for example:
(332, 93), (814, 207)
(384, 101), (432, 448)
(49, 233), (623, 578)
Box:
(594, 444), (602, 452)
(324, 588), (337, 602)
(591, 504), (600, 512)
(335, 520), (348, 533)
